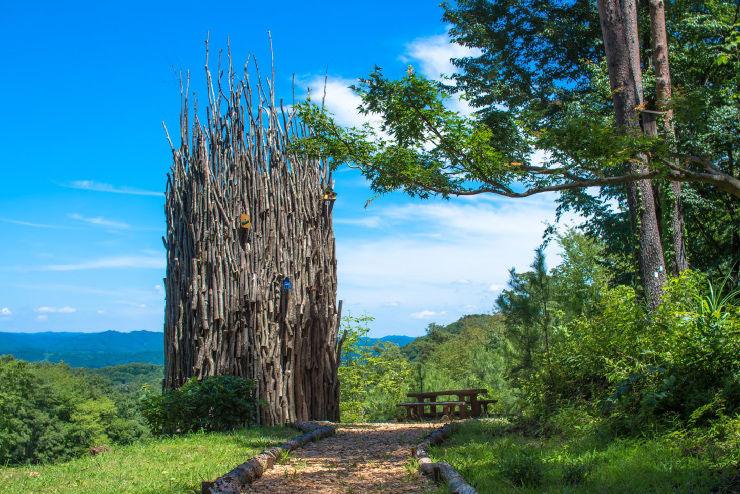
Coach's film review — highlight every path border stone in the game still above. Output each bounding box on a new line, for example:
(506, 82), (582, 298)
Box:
(411, 421), (478, 494)
(203, 421), (336, 494)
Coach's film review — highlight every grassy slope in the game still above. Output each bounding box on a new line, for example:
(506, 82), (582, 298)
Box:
(430, 419), (738, 494)
(0, 427), (296, 494)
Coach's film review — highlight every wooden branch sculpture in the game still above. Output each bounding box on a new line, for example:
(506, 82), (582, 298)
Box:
(163, 42), (342, 425)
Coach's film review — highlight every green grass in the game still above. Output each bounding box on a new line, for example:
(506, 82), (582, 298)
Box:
(429, 419), (740, 494)
(0, 427), (296, 494)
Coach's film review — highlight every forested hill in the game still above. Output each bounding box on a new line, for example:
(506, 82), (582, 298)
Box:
(361, 335), (415, 348)
(0, 330), (164, 368)
(0, 330), (415, 368)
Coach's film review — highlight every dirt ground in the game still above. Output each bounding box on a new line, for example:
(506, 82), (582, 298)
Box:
(243, 423), (440, 494)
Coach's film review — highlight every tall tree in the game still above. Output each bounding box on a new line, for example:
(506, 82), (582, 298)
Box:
(496, 248), (554, 385)
(557, 0), (740, 278)
(648, 0), (688, 274)
(295, 0), (740, 308)
(596, 0), (667, 308)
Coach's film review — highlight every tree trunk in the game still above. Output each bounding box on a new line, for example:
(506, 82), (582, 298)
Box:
(597, 0), (668, 310)
(163, 48), (342, 425)
(649, 0), (688, 275)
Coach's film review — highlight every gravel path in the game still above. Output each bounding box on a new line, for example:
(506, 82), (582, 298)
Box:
(243, 423), (440, 494)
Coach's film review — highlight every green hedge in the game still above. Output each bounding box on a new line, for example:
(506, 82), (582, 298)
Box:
(139, 376), (263, 435)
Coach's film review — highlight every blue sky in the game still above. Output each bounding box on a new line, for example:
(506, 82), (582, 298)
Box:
(0, 0), (576, 337)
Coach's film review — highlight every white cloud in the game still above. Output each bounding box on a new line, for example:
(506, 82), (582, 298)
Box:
(402, 32), (478, 81)
(334, 216), (382, 228)
(401, 32), (482, 117)
(410, 310), (447, 319)
(154, 285), (164, 295)
(69, 214), (130, 230)
(36, 315), (48, 321)
(301, 33), (481, 140)
(39, 255), (165, 271)
(96, 310), (105, 314)
(301, 76), (367, 129)
(334, 191), (583, 335)
(0, 308), (11, 315)
(61, 180), (162, 197)
(0, 217), (70, 229)
(36, 306), (77, 313)
(299, 75), (394, 141)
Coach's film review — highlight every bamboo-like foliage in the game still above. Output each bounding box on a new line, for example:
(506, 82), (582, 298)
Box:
(163, 43), (342, 425)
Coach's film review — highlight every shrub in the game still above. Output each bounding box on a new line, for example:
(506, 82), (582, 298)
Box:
(139, 375), (262, 435)
(540, 270), (740, 432)
(562, 457), (591, 485)
(499, 446), (546, 487)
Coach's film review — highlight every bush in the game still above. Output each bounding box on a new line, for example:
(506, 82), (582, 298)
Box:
(499, 446), (546, 487)
(139, 375), (262, 435)
(562, 457), (592, 485)
(540, 270), (740, 432)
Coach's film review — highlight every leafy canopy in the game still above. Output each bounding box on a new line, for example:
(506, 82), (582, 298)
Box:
(293, 0), (740, 198)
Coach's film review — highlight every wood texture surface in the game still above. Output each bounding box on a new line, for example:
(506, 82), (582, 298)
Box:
(163, 42), (341, 425)
(413, 422), (478, 494)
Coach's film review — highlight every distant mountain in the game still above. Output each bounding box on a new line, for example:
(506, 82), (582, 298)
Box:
(360, 335), (416, 348)
(0, 330), (164, 368)
(0, 330), (416, 368)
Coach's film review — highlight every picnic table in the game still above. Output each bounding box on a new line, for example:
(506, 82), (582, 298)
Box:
(396, 388), (496, 420)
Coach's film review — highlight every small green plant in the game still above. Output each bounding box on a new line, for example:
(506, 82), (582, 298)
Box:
(562, 459), (589, 485)
(499, 447), (545, 487)
(139, 375), (264, 435)
(403, 457), (419, 474)
(275, 448), (292, 465)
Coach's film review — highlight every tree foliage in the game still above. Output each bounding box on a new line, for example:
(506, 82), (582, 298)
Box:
(294, 0), (740, 198)
(489, 233), (740, 433)
(0, 357), (148, 465)
(338, 314), (414, 422)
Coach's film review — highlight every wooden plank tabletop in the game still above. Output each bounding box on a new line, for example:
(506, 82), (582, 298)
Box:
(395, 401), (468, 406)
(407, 389), (487, 398)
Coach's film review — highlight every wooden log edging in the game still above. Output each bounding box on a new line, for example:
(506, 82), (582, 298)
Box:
(204, 421), (336, 494)
(411, 421), (478, 494)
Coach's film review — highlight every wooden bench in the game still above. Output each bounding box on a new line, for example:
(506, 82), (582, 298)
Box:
(396, 401), (468, 420)
(478, 398), (498, 415)
(396, 388), (494, 421)
(405, 389), (488, 419)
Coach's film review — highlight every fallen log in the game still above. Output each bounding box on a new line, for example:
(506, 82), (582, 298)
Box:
(412, 421), (478, 494)
(204, 421), (335, 494)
